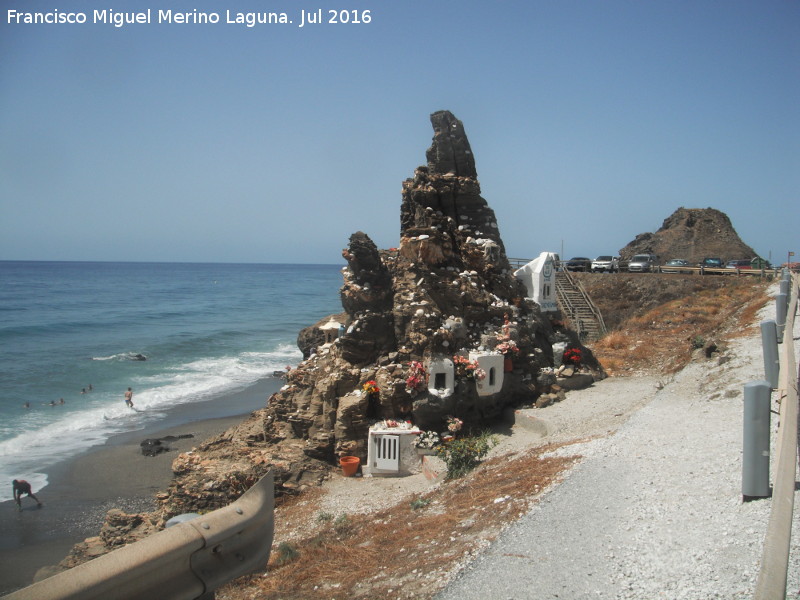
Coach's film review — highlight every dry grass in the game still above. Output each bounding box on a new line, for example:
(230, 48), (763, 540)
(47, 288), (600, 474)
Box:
(600, 330), (628, 350)
(598, 356), (625, 376)
(218, 444), (579, 600)
(591, 277), (771, 375)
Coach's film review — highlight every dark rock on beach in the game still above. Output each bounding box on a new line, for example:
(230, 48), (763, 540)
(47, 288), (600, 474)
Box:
(139, 434), (194, 457)
(140, 439), (168, 457)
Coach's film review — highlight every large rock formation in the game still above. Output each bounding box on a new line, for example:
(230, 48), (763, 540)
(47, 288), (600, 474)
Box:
(282, 110), (561, 461)
(51, 111), (600, 574)
(619, 207), (758, 263)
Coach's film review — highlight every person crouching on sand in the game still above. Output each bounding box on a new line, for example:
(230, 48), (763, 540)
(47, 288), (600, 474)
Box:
(12, 479), (42, 511)
(124, 387), (134, 408)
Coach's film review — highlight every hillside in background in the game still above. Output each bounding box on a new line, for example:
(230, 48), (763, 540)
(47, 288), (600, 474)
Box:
(618, 207), (758, 263)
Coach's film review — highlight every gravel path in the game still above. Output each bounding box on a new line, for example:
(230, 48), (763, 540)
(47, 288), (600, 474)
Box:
(437, 291), (800, 600)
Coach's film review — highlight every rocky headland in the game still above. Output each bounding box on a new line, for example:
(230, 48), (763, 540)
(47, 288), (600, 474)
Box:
(618, 206), (759, 263)
(50, 111), (601, 573)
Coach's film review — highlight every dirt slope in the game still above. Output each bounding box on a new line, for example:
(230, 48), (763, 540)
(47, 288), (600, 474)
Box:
(576, 272), (771, 375)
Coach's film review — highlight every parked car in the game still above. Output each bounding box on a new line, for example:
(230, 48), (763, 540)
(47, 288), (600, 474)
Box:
(725, 259), (752, 270)
(627, 254), (659, 273)
(662, 258), (691, 274)
(591, 255), (620, 273)
(699, 257), (724, 269)
(565, 257), (592, 272)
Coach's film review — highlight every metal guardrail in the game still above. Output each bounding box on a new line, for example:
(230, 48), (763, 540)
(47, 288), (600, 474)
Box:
(507, 257), (534, 269)
(663, 266), (781, 278)
(570, 272), (607, 337)
(508, 257), (779, 278)
(2, 471), (274, 600)
(754, 274), (798, 599)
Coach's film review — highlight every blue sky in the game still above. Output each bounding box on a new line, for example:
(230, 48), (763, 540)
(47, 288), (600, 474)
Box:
(1, 1), (798, 264)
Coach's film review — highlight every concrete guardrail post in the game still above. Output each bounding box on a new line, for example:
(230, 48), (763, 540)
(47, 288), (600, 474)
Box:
(742, 380), (772, 500)
(760, 320), (780, 389)
(779, 279), (790, 297)
(775, 293), (787, 341)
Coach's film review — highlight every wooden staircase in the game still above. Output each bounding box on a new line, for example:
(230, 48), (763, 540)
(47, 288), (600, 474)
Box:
(554, 270), (607, 342)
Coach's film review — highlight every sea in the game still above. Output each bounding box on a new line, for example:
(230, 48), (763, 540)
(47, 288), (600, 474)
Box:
(0, 261), (343, 502)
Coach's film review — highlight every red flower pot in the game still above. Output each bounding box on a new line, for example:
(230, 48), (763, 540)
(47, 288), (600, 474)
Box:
(339, 456), (360, 477)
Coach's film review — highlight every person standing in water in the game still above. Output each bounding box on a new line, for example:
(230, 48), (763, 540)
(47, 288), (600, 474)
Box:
(124, 387), (134, 408)
(13, 479), (42, 511)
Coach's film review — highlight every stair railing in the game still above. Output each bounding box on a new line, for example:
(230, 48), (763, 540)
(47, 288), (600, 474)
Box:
(555, 270), (607, 340)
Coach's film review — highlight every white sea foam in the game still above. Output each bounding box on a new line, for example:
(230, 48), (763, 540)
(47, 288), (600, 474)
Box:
(0, 346), (301, 502)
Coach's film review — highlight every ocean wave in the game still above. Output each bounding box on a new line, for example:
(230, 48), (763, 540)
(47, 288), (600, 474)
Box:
(0, 346), (301, 496)
(132, 347), (300, 406)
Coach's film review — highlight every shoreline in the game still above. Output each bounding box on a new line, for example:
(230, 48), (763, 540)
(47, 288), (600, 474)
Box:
(0, 377), (283, 595)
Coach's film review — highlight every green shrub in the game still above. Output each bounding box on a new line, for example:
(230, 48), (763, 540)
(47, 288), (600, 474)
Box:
(333, 514), (352, 534)
(410, 497), (431, 510)
(437, 431), (498, 479)
(316, 511), (333, 523)
(274, 541), (299, 565)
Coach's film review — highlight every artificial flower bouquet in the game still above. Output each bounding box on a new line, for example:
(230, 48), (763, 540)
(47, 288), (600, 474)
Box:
(362, 380), (380, 395)
(453, 355), (487, 381)
(496, 340), (520, 356)
(412, 430), (440, 449)
(371, 419), (413, 431)
(562, 347), (582, 366)
(446, 415), (463, 433)
(405, 361), (428, 395)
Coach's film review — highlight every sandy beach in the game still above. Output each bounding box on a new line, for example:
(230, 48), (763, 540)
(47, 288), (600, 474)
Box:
(0, 378), (282, 595)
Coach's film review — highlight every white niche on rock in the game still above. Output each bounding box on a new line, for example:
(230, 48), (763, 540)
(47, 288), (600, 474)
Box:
(514, 251), (558, 312)
(365, 428), (423, 477)
(319, 317), (343, 345)
(427, 357), (454, 398)
(470, 352), (504, 396)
